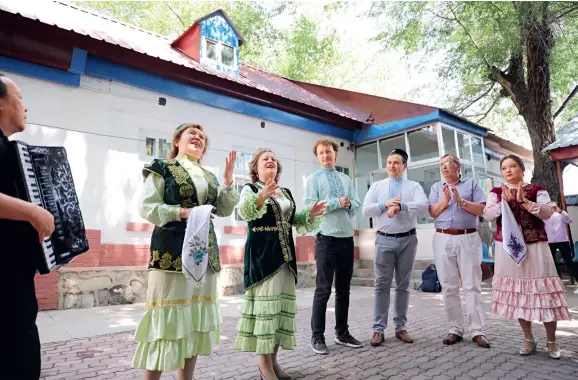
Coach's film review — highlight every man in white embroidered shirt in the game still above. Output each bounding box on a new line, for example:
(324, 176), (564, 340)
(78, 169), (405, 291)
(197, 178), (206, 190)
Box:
(362, 149), (428, 347)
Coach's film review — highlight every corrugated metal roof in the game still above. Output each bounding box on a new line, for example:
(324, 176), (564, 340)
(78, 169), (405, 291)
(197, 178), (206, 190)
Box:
(0, 0), (365, 122)
(543, 114), (578, 152)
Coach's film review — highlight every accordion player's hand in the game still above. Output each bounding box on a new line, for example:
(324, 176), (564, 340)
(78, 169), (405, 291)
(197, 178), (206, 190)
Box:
(28, 205), (55, 242)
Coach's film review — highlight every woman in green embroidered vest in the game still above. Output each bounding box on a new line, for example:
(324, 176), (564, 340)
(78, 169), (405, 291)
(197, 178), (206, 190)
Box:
(234, 148), (326, 380)
(131, 123), (239, 380)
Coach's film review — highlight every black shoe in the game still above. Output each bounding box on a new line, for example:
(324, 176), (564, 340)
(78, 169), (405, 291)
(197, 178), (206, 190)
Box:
(335, 331), (362, 348)
(311, 336), (328, 355)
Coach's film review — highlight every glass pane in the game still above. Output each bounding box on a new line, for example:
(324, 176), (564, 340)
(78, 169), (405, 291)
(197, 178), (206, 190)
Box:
(158, 138), (170, 159)
(145, 137), (156, 156)
(221, 44), (234, 66)
(441, 127), (457, 156)
(474, 165), (487, 179)
(355, 175), (372, 229)
(471, 136), (485, 166)
(379, 134), (406, 168)
(372, 172), (388, 182)
(343, 167), (350, 177)
(235, 152), (251, 173)
(206, 40), (217, 60)
(407, 125), (439, 162)
(355, 143), (379, 175)
(462, 163), (473, 179)
(457, 133), (472, 161)
(407, 164), (441, 224)
(234, 177), (251, 220)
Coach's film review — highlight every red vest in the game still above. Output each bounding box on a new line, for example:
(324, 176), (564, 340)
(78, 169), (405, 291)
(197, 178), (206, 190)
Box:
(491, 184), (548, 244)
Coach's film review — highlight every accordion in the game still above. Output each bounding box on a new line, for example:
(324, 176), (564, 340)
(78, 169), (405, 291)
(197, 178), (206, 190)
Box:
(1, 140), (89, 274)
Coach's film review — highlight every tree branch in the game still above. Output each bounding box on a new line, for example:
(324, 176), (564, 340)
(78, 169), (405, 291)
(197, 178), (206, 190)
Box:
(447, 5), (491, 68)
(454, 83), (496, 113)
(548, 4), (578, 23)
(553, 84), (578, 119)
(163, 1), (186, 27)
(476, 95), (501, 123)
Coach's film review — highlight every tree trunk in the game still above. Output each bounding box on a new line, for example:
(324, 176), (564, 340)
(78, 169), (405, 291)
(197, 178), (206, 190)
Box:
(519, 2), (561, 203)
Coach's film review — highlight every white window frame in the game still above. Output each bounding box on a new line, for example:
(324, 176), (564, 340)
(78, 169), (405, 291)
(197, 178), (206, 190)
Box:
(139, 129), (172, 161)
(203, 36), (237, 69)
(353, 122), (488, 230)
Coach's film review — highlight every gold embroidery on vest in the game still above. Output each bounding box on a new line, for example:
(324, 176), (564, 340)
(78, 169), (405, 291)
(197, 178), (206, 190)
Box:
(173, 256), (182, 271)
(160, 252), (173, 270)
(150, 250), (161, 266)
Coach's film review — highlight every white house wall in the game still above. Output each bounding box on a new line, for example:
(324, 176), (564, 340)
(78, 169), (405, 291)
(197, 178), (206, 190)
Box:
(9, 72), (355, 247)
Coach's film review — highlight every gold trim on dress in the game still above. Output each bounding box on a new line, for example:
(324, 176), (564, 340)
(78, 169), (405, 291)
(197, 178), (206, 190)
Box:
(145, 294), (218, 308)
(252, 226), (279, 232)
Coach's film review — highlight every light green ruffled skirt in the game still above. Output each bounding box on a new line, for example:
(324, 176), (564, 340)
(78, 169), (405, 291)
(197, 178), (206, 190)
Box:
(131, 269), (220, 371)
(234, 265), (297, 355)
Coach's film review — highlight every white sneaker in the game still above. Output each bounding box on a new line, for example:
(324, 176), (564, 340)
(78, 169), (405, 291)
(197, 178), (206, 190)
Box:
(574, 288), (578, 294)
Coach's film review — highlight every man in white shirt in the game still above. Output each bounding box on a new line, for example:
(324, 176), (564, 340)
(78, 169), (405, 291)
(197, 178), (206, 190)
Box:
(545, 203), (578, 292)
(362, 149), (429, 347)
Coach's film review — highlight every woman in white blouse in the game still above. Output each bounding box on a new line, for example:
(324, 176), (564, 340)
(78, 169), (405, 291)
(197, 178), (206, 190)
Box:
(483, 155), (569, 359)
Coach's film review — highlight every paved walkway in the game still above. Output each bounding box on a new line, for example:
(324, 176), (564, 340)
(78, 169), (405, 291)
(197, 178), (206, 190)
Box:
(38, 285), (578, 380)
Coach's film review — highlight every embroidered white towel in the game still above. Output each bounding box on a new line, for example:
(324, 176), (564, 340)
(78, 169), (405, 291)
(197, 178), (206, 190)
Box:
(182, 204), (213, 286)
(501, 199), (527, 264)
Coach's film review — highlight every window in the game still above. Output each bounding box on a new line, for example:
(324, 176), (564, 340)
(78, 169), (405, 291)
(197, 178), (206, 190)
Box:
(335, 166), (350, 176)
(355, 175), (372, 229)
(441, 127), (457, 156)
(462, 163), (473, 179)
(203, 37), (236, 68)
(234, 151), (253, 174)
(379, 134), (406, 167)
(355, 142), (379, 175)
(143, 134), (171, 160)
(457, 133), (472, 161)
(205, 39), (218, 61)
(221, 44), (235, 67)
(407, 164), (441, 224)
(233, 176), (251, 221)
(471, 136), (485, 166)
(407, 125), (439, 162)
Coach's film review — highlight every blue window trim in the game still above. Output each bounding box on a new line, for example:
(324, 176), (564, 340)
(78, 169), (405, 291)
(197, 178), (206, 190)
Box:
(0, 51), (354, 141)
(354, 110), (488, 145)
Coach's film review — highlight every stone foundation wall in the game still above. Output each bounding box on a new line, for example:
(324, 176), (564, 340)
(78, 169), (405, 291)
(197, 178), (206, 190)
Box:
(57, 263), (320, 309)
(58, 266), (148, 309)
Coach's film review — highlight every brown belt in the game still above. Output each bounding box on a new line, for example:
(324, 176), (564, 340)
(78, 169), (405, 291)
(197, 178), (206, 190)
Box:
(436, 228), (477, 236)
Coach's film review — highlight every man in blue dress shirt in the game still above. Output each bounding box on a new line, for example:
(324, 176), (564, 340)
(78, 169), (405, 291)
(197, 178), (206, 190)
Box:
(305, 138), (362, 355)
(362, 149), (429, 347)
(429, 154), (490, 348)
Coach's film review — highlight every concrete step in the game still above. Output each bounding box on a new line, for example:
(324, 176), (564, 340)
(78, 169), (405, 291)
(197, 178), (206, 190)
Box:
(353, 268), (373, 278)
(351, 277), (374, 287)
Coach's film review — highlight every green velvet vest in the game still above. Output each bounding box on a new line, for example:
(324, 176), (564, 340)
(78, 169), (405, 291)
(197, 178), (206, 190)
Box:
(143, 158), (221, 273)
(243, 183), (298, 290)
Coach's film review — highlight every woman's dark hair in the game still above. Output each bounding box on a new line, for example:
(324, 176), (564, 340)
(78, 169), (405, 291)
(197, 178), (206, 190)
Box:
(499, 154), (525, 171)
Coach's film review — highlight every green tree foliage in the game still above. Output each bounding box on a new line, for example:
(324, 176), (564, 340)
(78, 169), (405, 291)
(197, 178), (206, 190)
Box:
(74, 1), (340, 84)
(367, 1), (578, 202)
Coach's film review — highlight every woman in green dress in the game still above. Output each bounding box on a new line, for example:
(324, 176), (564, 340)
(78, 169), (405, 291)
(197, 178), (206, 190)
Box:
(132, 123), (239, 380)
(234, 148), (326, 380)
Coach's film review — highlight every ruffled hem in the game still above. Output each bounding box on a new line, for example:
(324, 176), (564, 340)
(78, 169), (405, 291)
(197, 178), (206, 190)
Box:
(492, 302), (571, 322)
(234, 330), (296, 354)
(492, 275), (566, 294)
(132, 330), (220, 371)
(134, 299), (220, 342)
(491, 275), (570, 322)
(235, 292), (297, 354)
